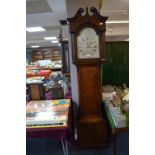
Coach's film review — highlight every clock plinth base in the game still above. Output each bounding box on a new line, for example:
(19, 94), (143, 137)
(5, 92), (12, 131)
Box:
(77, 115), (107, 148)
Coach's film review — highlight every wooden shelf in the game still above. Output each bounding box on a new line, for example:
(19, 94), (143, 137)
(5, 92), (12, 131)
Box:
(32, 47), (62, 62)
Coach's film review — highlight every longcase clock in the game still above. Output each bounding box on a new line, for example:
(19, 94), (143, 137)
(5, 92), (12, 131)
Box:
(68, 7), (108, 148)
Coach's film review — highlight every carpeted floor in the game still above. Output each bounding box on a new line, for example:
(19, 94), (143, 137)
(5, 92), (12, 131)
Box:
(26, 133), (129, 155)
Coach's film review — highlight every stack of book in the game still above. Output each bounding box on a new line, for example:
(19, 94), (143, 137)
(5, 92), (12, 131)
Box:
(104, 101), (126, 128)
(109, 106), (126, 128)
(26, 99), (70, 128)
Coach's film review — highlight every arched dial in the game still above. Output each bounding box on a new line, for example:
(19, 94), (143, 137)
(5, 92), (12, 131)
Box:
(77, 27), (99, 59)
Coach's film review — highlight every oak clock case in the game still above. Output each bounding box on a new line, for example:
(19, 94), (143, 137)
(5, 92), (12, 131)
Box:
(68, 7), (108, 148)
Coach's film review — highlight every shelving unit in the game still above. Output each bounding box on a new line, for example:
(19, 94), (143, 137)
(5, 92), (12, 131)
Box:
(32, 47), (62, 62)
(50, 49), (62, 61)
(33, 51), (43, 61)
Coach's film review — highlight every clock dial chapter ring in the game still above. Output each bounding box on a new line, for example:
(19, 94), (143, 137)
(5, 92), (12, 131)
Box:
(77, 27), (100, 59)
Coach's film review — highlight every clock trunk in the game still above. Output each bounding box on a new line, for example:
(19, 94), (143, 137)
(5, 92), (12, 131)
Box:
(77, 65), (107, 148)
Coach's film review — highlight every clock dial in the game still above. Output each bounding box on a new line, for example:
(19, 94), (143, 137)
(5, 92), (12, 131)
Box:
(77, 28), (99, 59)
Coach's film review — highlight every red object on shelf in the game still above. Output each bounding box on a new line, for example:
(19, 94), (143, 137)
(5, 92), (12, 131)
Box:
(26, 69), (52, 79)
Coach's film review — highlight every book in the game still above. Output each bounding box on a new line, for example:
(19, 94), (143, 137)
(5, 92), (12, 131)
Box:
(26, 99), (70, 128)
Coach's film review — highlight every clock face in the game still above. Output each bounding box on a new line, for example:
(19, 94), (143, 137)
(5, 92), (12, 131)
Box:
(77, 28), (100, 59)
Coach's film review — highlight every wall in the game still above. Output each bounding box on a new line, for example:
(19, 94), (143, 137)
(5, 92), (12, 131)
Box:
(102, 41), (129, 86)
(26, 49), (32, 64)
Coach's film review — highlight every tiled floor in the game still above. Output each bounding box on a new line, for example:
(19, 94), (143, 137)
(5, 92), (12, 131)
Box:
(26, 133), (129, 155)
